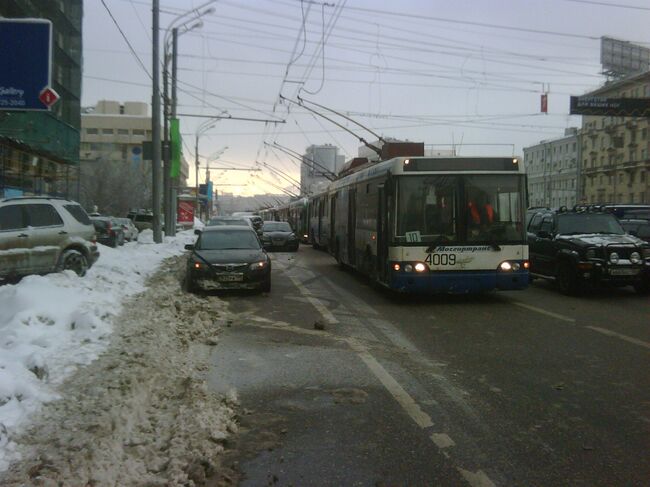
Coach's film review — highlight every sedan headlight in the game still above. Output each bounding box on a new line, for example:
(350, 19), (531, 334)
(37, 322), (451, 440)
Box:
(288, 233), (297, 240)
(609, 252), (619, 264)
(630, 251), (641, 264)
(250, 261), (267, 270)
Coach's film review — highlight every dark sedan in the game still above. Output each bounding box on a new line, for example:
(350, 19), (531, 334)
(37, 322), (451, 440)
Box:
(91, 217), (125, 248)
(261, 221), (299, 251)
(185, 226), (271, 292)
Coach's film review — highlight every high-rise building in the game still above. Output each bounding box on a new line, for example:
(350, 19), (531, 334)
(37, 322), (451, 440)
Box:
(524, 128), (580, 208)
(301, 144), (345, 195)
(579, 71), (650, 204)
(0, 1), (82, 199)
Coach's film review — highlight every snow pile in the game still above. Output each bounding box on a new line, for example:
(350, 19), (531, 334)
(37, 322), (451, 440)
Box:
(1, 256), (236, 486)
(0, 230), (197, 471)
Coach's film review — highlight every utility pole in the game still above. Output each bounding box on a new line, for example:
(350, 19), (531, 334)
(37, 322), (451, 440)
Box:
(195, 134), (200, 221)
(162, 49), (171, 236)
(151, 0), (162, 243)
(169, 27), (179, 235)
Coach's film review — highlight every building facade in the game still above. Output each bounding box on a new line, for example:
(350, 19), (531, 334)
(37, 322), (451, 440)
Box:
(579, 71), (650, 204)
(0, 0), (83, 199)
(79, 100), (154, 215)
(524, 128), (580, 208)
(301, 144), (345, 195)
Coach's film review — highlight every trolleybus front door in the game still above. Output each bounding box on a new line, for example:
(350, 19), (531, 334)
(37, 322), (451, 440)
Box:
(377, 184), (388, 282)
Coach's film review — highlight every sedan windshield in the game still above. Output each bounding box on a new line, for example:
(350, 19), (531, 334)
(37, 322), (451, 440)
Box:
(263, 222), (292, 232)
(198, 230), (261, 250)
(557, 214), (625, 235)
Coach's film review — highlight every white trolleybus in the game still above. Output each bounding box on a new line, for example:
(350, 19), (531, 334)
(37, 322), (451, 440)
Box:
(324, 156), (530, 294)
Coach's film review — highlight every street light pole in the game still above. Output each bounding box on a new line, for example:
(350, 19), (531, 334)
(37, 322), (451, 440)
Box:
(169, 27), (179, 234)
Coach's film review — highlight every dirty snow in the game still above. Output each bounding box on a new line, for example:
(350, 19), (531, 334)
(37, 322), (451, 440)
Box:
(1, 256), (237, 485)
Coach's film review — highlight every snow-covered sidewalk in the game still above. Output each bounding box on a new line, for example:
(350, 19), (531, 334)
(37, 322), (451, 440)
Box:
(0, 228), (236, 481)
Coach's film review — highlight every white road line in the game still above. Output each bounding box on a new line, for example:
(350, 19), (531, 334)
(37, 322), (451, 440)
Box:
(347, 339), (434, 429)
(286, 273), (339, 324)
(430, 433), (456, 449)
(585, 326), (650, 351)
(457, 468), (497, 487)
(512, 302), (576, 323)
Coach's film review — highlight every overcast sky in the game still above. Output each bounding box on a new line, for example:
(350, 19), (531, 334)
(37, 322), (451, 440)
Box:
(83, 0), (650, 196)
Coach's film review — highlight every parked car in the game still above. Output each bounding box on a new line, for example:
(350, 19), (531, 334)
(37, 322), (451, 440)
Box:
(620, 219), (650, 243)
(114, 217), (139, 241)
(128, 211), (154, 232)
(184, 225), (271, 292)
(261, 220), (299, 251)
(207, 216), (250, 227)
(0, 197), (99, 280)
(91, 217), (125, 247)
(527, 207), (650, 294)
(241, 215), (264, 236)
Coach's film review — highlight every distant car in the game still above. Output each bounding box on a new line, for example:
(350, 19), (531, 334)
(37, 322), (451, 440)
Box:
(241, 215), (263, 236)
(0, 197), (99, 280)
(207, 216), (250, 227)
(261, 220), (299, 251)
(114, 217), (139, 241)
(184, 225), (271, 292)
(620, 219), (650, 243)
(128, 211), (154, 232)
(92, 217), (125, 247)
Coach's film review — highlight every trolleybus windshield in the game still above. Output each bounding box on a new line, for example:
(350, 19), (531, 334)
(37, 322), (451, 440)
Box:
(396, 174), (525, 245)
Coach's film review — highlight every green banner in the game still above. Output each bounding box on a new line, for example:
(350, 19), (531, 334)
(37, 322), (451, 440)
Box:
(170, 118), (182, 178)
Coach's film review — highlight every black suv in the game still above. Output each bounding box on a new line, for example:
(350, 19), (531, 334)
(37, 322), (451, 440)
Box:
(527, 207), (650, 295)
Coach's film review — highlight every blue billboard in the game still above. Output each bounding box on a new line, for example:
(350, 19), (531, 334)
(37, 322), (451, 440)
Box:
(0, 19), (52, 111)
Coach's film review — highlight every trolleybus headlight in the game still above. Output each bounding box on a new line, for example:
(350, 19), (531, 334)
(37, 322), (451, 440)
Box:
(511, 262), (521, 271)
(404, 159), (410, 165)
(499, 261), (513, 271)
(393, 263), (401, 271)
(609, 252), (619, 264)
(404, 264), (413, 272)
(414, 262), (427, 272)
(523, 260), (530, 269)
(630, 251), (641, 264)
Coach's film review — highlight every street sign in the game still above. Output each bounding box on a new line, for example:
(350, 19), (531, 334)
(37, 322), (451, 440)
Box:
(38, 87), (59, 107)
(0, 19), (52, 111)
(569, 96), (650, 117)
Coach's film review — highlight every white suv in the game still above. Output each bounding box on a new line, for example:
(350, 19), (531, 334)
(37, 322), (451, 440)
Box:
(0, 197), (100, 280)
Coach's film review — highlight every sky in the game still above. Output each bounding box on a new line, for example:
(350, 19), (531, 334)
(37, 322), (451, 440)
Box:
(83, 0), (650, 197)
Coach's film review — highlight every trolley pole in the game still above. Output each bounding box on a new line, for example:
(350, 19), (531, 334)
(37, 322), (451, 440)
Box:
(151, 0), (162, 243)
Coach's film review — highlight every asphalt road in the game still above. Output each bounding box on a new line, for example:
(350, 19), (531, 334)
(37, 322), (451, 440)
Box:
(206, 245), (650, 487)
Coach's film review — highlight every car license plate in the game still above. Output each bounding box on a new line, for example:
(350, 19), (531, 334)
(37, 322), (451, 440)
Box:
(217, 273), (243, 282)
(610, 268), (639, 276)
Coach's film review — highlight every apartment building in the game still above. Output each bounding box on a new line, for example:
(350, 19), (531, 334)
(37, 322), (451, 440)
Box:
(524, 128), (580, 208)
(579, 71), (650, 204)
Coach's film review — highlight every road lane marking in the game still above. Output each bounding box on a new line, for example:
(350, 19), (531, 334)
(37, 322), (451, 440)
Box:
(286, 273), (339, 324)
(283, 262), (498, 487)
(458, 468), (497, 487)
(512, 302), (576, 323)
(347, 338), (434, 429)
(585, 326), (650, 350)
(431, 433), (456, 449)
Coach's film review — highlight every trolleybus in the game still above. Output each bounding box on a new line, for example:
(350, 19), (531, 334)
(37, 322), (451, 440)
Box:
(324, 156), (529, 293)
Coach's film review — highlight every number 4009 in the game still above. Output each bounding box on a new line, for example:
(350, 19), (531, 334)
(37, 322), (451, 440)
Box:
(424, 253), (456, 266)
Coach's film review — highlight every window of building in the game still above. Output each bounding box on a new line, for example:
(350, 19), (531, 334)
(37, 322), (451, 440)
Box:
(641, 171), (646, 183)
(133, 129), (145, 136)
(102, 128), (114, 135)
(642, 148), (648, 160)
(630, 172), (635, 184)
(629, 150), (636, 162)
(618, 173), (624, 183)
(117, 129), (129, 135)
(146, 130), (153, 137)
(86, 128), (98, 135)
(642, 128), (648, 140)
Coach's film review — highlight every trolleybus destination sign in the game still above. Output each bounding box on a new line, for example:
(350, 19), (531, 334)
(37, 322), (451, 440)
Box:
(569, 96), (650, 117)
